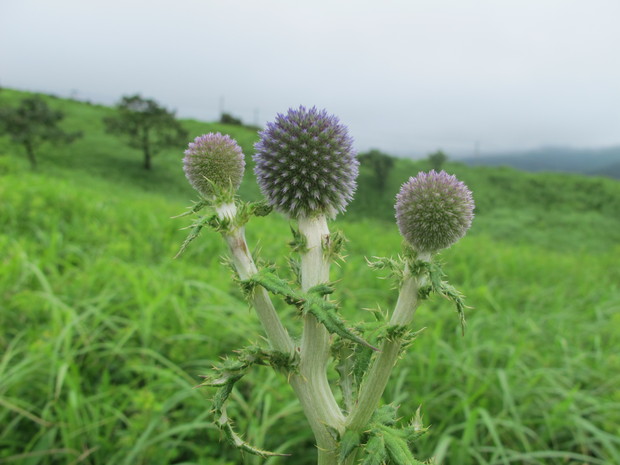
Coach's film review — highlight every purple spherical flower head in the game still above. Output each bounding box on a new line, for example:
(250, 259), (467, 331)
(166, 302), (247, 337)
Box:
(253, 106), (359, 218)
(183, 133), (245, 199)
(396, 170), (474, 254)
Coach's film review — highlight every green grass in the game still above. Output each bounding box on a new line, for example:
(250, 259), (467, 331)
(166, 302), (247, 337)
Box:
(1, 89), (619, 464)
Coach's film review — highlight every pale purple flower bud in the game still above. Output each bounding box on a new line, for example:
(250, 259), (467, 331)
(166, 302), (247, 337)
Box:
(254, 106), (358, 218)
(183, 133), (245, 198)
(396, 170), (474, 253)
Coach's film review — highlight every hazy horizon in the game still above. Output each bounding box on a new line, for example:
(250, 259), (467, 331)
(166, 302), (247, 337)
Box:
(2, 0), (620, 157)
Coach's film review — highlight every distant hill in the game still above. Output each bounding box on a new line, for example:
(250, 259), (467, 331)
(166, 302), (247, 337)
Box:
(590, 161), (620, 179)
(459, 146), (620, 179)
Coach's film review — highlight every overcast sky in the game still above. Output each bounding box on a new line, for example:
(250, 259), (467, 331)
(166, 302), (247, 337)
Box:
(1, 0), (619, 157)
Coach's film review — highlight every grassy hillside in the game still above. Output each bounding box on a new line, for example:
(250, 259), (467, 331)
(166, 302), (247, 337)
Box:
(3, 88), (619, 253)
(0, 88), (263, 201)
(1, 89), (620, 464)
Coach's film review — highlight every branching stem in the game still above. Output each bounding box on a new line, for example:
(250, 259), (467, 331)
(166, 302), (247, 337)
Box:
(216, 204), (432, 464)
(216, 202), (294, 354)
(217, 205), (343, 464)
(346, 253), (430, 432)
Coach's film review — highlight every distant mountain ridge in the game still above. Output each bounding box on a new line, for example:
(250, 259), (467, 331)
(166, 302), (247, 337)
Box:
(459, 146), (620, 179)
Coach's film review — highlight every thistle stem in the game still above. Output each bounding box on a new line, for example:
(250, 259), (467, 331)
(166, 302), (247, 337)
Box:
(346, 254), (430, 432)
(297, 214), (344, 463)
(216, 203), (294, 354)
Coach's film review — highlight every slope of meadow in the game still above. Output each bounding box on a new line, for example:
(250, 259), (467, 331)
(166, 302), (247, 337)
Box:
(1, 89), (619, 464)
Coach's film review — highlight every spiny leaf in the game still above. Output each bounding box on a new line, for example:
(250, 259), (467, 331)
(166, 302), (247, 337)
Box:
(352, 344), (374, 387)
(246, 267), (302, 305)
(333, 340), (355, 413)
(308, 283), (335, 296)
(198, 346), (297, 391)
(210, 375), (241, 413)
(174, 221), (206, 258)
(171, 199), (210, 218)
(174, 196), (270, 258)
(411, 406), (425, 433)
(440, 281), (468, 335)
(407, 256), (469, 334)
(381, 427), (425, 465)
(371, 404), (399, 427)
(174, 210), (227, 258)
(427, 262), (444, 290)
(379, 326), (426, 353)
(379, 324), (410, 342)
(350, 320), (386, 386)
(401, 423), (429, 444)
(288, 257), (302, 286)
(366, 255), (405, 285)
(201, 346), (296, 458)
(246, 268), (377, 350)
(288, 224), (308, 253)
(233, 199), (273, 228)
(248, 199), (273, 217)
(366, 256), (400, 272)
(211, 376), (282, 457)
(338, 429), (362, 464)
(428, 262), (468, 335)
(369, 306), (387, 322)
(323, 229), (347, 262)
(174, 207), (231, 257)
(417, 284), (433, 300)
(217, 407), (290, 458)
(363, 408), (429, 464)
(361, 434), (388, 465)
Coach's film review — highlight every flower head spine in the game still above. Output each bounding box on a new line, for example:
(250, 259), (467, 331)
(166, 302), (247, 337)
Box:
(395, 170), (474, 253)
(183, 133), (245, 199)
(254, 106), (359, 218)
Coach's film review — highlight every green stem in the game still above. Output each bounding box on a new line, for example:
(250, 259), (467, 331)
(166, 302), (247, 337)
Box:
(346, 254), (430, 432)
(297, 214), (344, 463)
(216, 203), (294, 354)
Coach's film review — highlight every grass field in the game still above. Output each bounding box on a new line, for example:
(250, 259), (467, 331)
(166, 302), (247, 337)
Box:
(1, 89), (619, 464)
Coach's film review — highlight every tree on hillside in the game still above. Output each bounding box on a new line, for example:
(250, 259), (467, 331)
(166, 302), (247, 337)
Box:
(104, 94), (188, 170)
(0, 96), (81, 169)
(428, 150), (448, 171)
(220, 112), (243, 125)
(358, 149), (395, 193)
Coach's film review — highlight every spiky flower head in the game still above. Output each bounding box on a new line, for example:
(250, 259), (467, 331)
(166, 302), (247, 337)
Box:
(396, 170), (474, 254)
(183, 133), (245, 199)
(253, 106), (359, 218)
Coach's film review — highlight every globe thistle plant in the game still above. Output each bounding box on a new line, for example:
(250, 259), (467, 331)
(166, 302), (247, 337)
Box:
(396, 170), (474, 254)
(176, 115), (474, 465)
(254, 106), (359, 218)
(183, 133), (245, 200)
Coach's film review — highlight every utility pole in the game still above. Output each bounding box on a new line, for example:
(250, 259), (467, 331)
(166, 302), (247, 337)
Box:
(219, 96), (225, 118)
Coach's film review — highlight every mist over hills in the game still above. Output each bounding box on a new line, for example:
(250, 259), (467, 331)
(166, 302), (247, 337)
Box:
(457, 146), (620, 179)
